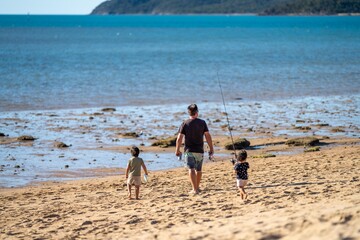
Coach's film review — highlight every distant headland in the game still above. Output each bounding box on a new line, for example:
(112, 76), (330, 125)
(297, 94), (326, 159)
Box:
(91, 0), (360, 15)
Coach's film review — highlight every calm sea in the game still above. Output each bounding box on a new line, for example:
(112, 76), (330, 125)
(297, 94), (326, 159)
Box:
(0, 15), (359, 111)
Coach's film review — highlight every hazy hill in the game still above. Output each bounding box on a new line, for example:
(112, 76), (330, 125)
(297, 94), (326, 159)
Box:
(91, 0), (360, 15)
(91, 0), (289, 15)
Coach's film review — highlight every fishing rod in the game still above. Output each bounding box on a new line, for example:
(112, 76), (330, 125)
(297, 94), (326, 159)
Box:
(217, 72), (237, 160)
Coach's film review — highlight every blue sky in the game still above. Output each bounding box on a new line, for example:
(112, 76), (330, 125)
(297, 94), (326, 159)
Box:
(0, 0), (106, 14)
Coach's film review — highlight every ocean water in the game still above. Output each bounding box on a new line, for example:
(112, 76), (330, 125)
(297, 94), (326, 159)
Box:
(1, 15), (360, 187)
(0, 15), (359, 111)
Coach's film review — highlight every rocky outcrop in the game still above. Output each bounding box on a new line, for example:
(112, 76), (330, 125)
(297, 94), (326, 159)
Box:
(225, 138), (250, 150)
(151, 136), (177, 148)
(285, 137), (319, 146)
(17, 135), (36, 141)
(54, 142), (70, 148)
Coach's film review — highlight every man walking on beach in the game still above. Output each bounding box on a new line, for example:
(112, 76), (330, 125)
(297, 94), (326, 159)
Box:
(175, 104), (214, 194)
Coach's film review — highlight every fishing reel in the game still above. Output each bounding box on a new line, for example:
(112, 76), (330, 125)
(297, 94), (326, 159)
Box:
(230, 158), (236, 165)
(208, 151), (214, 162)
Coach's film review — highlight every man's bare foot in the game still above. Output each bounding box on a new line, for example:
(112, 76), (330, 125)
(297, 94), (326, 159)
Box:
(136, 197), (140, 200)
(189, 190), (198, 195)
(240, 193), (244, 200)
(244, 193), (248, 200)
(128, 194), (132, 200)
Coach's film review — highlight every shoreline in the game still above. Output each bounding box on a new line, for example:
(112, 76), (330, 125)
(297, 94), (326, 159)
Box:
(1, 93), (359, 113)
(1, 134), (359, 189)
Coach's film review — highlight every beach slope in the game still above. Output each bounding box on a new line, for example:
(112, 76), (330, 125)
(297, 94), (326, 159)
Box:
(1, 138), (359, 239)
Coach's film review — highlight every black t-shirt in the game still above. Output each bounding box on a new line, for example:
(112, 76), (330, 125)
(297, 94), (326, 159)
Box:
(179, 118), (209, 153)
(234, 162), (250, 180)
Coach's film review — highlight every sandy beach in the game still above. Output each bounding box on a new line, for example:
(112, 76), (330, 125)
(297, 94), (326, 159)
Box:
(1, 135), (359, 239)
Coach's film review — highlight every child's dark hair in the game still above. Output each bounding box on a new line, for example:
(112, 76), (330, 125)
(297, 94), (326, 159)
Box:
(237, 150), (247, 161)
(131, 146), (140, 157)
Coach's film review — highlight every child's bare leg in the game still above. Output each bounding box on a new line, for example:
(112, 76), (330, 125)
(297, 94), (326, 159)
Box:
(242, 187), (248, 200)
(135, 186), (140, 200)
(127, 184), (132, 199)
(238, 187), (243, 199)
(239, 187), (246, 200)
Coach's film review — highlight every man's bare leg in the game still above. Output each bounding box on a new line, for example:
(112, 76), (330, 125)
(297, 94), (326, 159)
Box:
(189, 169), (197, 193)
(196, 171), (202, 193)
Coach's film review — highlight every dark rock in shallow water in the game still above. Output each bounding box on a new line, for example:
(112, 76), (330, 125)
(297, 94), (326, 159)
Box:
(285, 137), (319, 146)
(0, 133), (5, 137)
(122, 132), (139, 138)
(17, 135), (36, 141)
(225, 138), (250, 150)
(151, 136), (177, 148)
(304, 146), (321, 152)
(253, 153), (276, 158)
(315, 123), (330, 127)
(331, 127), (345, 132)
(55, 142), (69, 148)
(293, 126), (312, 131)
(101, 108), (116, 112)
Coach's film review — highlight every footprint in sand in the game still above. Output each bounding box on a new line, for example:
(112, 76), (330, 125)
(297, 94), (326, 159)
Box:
(259, 234), (283, 240)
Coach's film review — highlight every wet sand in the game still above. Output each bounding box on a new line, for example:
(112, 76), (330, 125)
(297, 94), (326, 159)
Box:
(1, 95), (359, 187)
(1, 136), (359, 239)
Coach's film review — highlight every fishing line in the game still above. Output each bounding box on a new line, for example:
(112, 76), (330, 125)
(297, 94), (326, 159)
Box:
(217, 72), (237, 159)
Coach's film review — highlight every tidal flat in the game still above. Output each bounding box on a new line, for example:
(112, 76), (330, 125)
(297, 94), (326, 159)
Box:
(0, 95), (359, 187)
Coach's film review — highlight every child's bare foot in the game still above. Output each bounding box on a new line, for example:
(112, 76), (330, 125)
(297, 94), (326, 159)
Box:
(189, 190), (198, 195)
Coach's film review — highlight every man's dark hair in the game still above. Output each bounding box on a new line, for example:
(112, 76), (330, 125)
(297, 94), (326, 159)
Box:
(131, 146), (140, 157)
(187, 104), (198, 116)
(237, 150), (247, 161)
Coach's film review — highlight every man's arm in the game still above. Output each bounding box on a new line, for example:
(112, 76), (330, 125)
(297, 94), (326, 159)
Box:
(175, 133), (184, 156)
(204, 131), (214, 155)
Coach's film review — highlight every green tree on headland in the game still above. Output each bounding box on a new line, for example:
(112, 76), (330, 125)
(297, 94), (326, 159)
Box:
(264, 0), (360, 15)
(91, 0), (360, 15)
